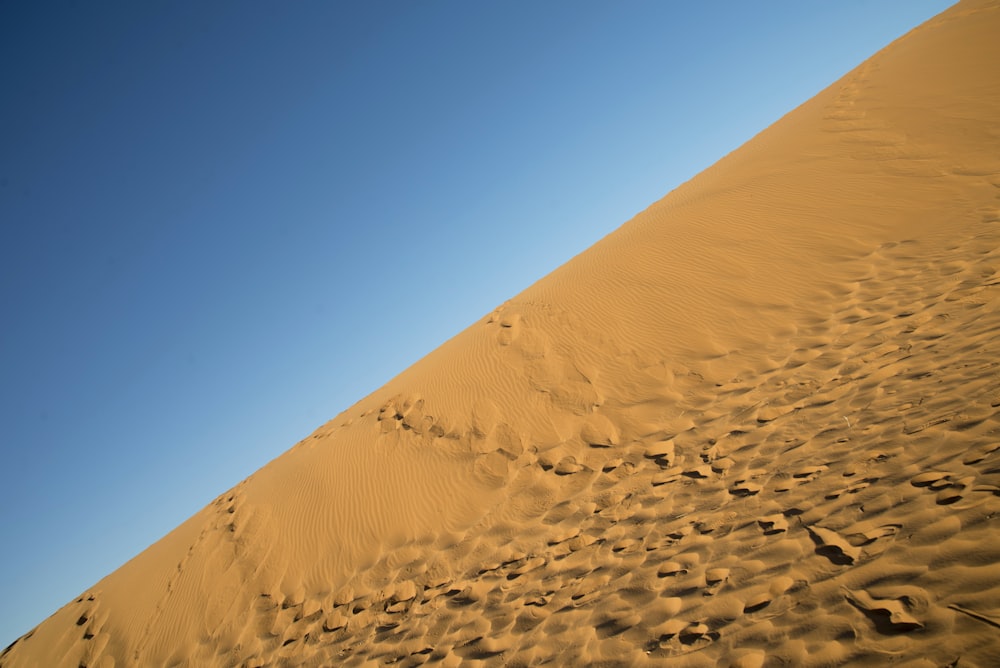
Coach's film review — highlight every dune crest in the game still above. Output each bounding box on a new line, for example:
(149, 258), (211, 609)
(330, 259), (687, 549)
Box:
(5, 1), (1000, 666)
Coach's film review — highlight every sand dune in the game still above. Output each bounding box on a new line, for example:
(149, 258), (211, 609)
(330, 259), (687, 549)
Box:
(4, 1), (1000, 666)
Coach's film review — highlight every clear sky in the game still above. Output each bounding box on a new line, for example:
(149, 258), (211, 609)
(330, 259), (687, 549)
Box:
(0, 0), (953, 647)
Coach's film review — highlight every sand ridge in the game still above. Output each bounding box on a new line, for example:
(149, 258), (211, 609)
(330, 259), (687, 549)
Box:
(3, 1), (1000, 666)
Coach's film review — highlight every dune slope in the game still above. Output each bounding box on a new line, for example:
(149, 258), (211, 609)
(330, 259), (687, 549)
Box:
(4, 1), (1000, 666)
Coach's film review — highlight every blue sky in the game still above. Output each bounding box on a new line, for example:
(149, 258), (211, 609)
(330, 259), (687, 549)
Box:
(0, 0), (952, 647)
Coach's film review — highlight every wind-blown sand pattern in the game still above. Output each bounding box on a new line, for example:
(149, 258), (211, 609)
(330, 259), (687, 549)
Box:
(5, 2), (1000, 666)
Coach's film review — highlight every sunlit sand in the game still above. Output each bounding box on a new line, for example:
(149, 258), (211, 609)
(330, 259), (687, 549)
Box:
(4, 2), (999, 666)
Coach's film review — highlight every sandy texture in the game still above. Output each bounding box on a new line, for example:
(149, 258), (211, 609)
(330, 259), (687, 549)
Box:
(5, 1), (1000, 666)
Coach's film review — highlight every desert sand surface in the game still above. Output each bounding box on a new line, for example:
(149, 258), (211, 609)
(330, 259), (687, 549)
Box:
(4, 1), (1000, 666)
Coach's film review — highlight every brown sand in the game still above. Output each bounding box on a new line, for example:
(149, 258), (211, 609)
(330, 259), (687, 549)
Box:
(5, 1), (1000, 666)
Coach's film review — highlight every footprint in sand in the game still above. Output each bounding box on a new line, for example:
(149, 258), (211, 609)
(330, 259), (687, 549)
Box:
(554, 456), (586, 475)
(842, 588), (924, 633)
(682, 465), (713, 479)
(650, 618), (720, 652)
(591, 608), (643, 638)
(803, 523), (862, 565)
(580, 414), (619, 449)
(611, 537), (642, 554)
(742, 591), (773, 614)
(677, 621), (719, 646)
(962, 443), (1000, 465)
(910, 470), (976, 505)
(910, 470), (952, 488)
(642, 440), (676, 466)
(757, 514), (789, 535)
(791, 464), (828, 483)
(730, 479), (763, 497)
(496, 312), (521, 346)
(855, 523), (903, 545)
(656, 561), (688, 578)
(710, 456), (735, 474)
(703, 567), (730, 596)
(321, 610), (348, 633)
(651, 467), (684, 486)
(731, 650), (767, 668)
(825, 476), (879, 500)
(486, 302), (522, 346)
(935, 476), (974, 505)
